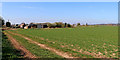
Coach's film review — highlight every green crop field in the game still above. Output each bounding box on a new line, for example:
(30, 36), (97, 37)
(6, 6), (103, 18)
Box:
(2, 32), (24, 59)
(5, 26), (118, 58)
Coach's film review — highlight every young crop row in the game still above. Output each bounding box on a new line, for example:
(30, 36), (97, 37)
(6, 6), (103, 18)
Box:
(5, 31), (62, 58)
(9, 26), (118, 58)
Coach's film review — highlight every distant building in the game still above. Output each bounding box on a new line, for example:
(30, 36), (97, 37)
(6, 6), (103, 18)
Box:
(20, 23), (26, 29)
(29, 23), (48, 28)
(35, 23), (48, 28)
(29, 23), (37, 28)
(24, 25), (29, 29)
(19, 22), (49, 29)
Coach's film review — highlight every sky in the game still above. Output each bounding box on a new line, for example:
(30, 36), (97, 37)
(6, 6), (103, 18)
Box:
(2, 2), (118, 25)
(1, 0), (119, 2)
(0, 3), (2, 16)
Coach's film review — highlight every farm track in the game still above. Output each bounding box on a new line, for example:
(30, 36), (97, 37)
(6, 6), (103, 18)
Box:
(4, 32), (37, 58)
(7, 31), (77, 58)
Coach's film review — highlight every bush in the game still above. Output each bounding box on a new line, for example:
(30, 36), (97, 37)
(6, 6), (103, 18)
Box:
(77, 23), (80, 26)
(6, 22), (11, 27)
(55, 22), (65, 28)
(67, 24), (72, 27)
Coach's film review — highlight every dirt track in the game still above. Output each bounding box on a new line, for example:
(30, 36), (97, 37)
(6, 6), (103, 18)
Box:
(4, 32), (36, 58)
(7, 31), (77, 58)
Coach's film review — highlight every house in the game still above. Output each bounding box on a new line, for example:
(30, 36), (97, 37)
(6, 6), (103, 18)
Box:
(24, 25), (29, 29)
(20, 23), (26, 29)
(22, 23), (48, 29)
(29, 23), (37, 28)
(35, 23), (48, 28)
(29, 23), (48, 28)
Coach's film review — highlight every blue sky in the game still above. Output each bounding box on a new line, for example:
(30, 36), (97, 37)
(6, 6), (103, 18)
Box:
(2, 2), (118, 24)
(1, 0), (119, 2)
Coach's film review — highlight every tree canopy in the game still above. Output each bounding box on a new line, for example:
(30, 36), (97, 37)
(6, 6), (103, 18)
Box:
(6, 21), (11, 27)
(0, 16), (5, 27)
(77, 23), (80, 26)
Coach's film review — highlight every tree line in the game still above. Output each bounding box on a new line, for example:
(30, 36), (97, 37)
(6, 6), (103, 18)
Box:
(0, 16), (89, 28)
(47, 22), (89, 28)
(0, 16), (11, 27)
(47, 22), (72, 28)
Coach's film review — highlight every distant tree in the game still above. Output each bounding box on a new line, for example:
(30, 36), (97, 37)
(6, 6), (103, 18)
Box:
(2, 20), (4, 26)
(55, 22), (61, 28)
(6, 21), (11, 27)
(47, 23), (52, 28)
(61, 23), (65, 28)
(67, 24), (71, 27)
(16, 24), (19, 26)
(64, 23), (67, 28)
(72, 24), (75, 27)
(77, 23), (80, 26)
(86, 23), (88, 26)
(0, 17), (2, 27)
(0, 16), (5, 27)
(54, 22), (65, 28)
(59, 22), (65, 28)
(51, 23), (56, 28)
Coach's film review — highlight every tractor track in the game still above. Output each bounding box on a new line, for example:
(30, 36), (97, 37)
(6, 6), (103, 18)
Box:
(4, 32), (37, 58)
(7, 31), (77, 58)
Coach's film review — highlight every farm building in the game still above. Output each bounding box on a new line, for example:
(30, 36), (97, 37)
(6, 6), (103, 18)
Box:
(25, 23), (48, 29)
(24, 26), (29, 29)
(34, 23), (48, 28)
(29, 23), (37, 28)
(20, 23), (26, 29)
